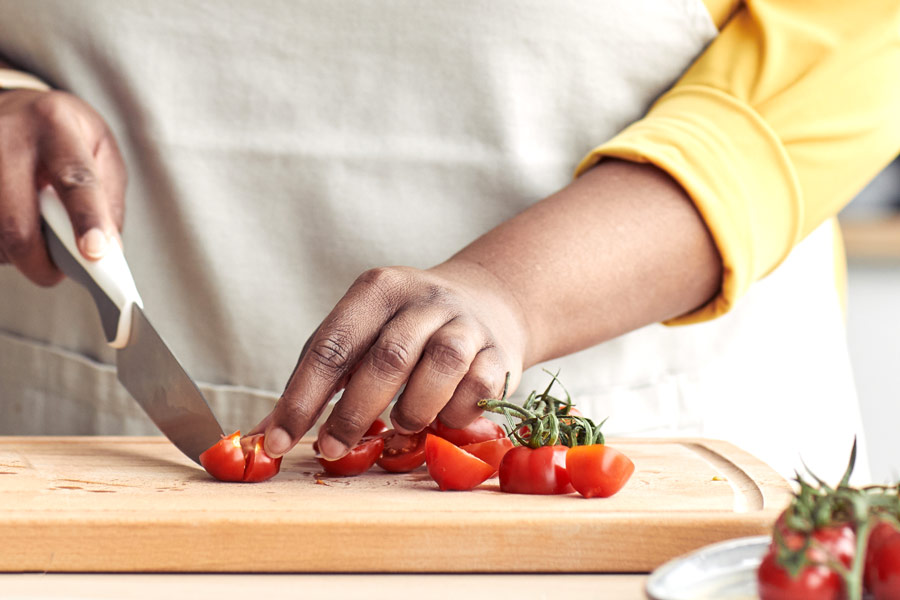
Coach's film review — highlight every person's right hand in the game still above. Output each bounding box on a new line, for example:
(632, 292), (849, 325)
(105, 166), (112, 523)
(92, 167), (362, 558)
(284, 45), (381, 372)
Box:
(0, 88), (126, 285)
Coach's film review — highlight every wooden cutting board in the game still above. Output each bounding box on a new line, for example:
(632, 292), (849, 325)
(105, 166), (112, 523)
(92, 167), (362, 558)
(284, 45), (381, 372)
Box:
(0, 436), (791, 573)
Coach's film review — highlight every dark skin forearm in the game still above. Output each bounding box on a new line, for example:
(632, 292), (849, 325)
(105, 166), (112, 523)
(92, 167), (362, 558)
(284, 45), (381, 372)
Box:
(256, 159), (723, 460)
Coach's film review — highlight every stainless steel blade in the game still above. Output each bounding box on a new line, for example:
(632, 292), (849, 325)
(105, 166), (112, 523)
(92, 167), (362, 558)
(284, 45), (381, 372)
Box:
(117, 306), (224, 464)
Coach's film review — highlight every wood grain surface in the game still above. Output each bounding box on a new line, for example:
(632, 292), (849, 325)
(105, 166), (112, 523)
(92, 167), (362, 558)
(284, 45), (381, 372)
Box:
(0, 436), (791, 573)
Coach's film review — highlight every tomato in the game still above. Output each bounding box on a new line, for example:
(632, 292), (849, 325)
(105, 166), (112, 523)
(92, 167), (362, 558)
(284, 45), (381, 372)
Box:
(315, 435), (385, 477)
(425, 434), (496, 491)
(377, 430), (427, 473)
(460, 438), (513, 473)
(498, 445), (574, 495)
(757, 550), (844, 600)
(428, 416), (506, 447)
(565, 444), (634, 498)
(866, 520), (900, 599)
(364, 418), (389, 437)
(200, 430), (283, 483)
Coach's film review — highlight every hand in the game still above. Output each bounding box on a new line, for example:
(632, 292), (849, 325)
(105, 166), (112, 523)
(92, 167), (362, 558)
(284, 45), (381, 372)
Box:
(253, 260), (529, 459)
(0, 89), (126, 285)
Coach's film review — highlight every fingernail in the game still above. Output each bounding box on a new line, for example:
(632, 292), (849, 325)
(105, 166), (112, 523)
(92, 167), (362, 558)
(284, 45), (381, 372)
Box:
(317, 433), (349, 460)
(81, 228), (109, 259)
(264, 426), (292, 458)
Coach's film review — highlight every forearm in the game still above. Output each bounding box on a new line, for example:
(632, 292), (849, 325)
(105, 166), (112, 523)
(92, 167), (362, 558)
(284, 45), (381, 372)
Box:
(443, 160), (722, 368)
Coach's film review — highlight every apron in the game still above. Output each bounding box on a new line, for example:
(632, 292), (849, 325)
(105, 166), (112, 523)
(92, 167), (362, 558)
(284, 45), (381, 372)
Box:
(0, 0), (868, 483)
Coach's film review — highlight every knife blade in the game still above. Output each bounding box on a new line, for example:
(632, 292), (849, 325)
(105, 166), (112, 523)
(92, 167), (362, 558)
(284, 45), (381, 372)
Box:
(39, 187), (224, 464)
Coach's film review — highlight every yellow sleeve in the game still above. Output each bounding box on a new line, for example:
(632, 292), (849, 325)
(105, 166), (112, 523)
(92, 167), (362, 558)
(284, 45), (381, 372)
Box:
(576, 0), (900, 324)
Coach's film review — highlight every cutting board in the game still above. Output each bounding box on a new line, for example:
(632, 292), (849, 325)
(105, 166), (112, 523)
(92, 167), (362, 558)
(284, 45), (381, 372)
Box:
(0, 436), (791, 573)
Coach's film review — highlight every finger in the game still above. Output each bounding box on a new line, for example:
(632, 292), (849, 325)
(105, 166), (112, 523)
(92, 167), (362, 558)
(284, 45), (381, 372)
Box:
(0, 149), (63, 286)
(263, 268), (409, 457)
(38, 118), (118, 261)
(389, 317), (483, 435)
(94, 131), (127, 237)
(437, 347), (511, 429)
(316, 305), (455, 459)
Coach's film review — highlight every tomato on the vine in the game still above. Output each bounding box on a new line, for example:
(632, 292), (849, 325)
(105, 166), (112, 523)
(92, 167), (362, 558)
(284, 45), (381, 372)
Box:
(757, 550), (844, 600)
(425, 434), (496, 491)
(428, 416), (506, 447)
(200, 431), (283, 483)
(460, 438), (513, 474)
(498, 445), (574, 495)
(315, 435), (385, 477)
(376, 430), (427, 473)
(565, 444), (634, 498)
(866, 520), (900, 599)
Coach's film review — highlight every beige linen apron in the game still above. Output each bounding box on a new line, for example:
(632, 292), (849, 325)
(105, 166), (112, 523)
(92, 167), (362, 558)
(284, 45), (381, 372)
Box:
(0, 0), (868, 482)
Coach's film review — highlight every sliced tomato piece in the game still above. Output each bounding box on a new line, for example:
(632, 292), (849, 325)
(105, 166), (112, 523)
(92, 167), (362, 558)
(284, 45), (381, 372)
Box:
(565, 444), (634, 498)
(427, 416), (506, 447)
(377, 430), (427, 473)
(460, 437), (513, 474)
(200, 430), (283, 483)
(498, 445), (574, 495)
(425, 434), (495, 491)
(364, 418), (389, 437)
(315, 435), (385, 477)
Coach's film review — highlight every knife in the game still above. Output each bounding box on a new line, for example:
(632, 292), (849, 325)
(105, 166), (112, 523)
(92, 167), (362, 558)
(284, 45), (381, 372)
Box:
(39, 187), (224, 464)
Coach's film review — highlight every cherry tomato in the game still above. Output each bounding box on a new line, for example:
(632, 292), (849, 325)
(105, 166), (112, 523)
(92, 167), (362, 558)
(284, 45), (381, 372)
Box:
(377, 430), (427, 473)
(565, 444), (634, 498)
(428, 417), (506, 447)
(866, 520), (900, 599)
(425, 434), (496, 491)
(460, 438), (514, 474)
(200, 430), (283, 483)
(364, 418), (389, 437)
(498, 445), (574, 495)
(315, 435), (385, 477)
(757, 550), (843, 600)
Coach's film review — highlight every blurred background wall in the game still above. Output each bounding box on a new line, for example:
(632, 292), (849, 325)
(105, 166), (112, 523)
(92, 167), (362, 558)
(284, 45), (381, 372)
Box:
(841, 156), (900, 483)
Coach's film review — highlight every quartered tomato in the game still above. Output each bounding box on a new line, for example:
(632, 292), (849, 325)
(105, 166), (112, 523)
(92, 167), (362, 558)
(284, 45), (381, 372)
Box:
(377, 430), (427, 473)
(315, 435), (385, 477)
(498, 445), (574, 495)
(428, 416), (506, 447)
(425, 434), (496, 491)
(866, 520), (900, 599)
(200, 431), (283, 483)
(460, 437), (513, 474)
(565, 444), (634, 498)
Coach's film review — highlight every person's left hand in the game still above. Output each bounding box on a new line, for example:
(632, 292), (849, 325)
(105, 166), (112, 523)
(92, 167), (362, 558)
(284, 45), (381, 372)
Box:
(250, 259), (529, 460)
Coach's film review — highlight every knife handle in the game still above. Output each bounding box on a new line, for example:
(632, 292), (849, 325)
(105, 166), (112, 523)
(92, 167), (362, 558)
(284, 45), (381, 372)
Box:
(39, 187), (144, 349)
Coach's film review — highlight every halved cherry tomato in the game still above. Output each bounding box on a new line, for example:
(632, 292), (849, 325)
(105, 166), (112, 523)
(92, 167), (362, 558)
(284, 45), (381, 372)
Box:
(498, 445), (574, 495)
(377, 430), (427, 473)
(315, 435), (385, 477)
(200, 430), (283, 483)
(460, 438), (513, 474)
(428, 416), (506, 447)
(865, 520), (900, 599)
(565, 444), (634, 498)
(364, 418), (389, 437)
(425, 434), (496, 491)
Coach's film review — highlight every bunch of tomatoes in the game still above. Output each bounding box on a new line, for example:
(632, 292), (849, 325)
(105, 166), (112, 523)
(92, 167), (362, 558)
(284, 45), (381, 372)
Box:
(200, 371), (634, 500)
(758, 441), (900, 600)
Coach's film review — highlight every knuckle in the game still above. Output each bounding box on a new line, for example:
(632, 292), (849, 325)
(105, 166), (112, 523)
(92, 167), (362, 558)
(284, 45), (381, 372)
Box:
(29, 91), (72, 125)
(308, 331), (353, 378)
(53, 163), (97, 191)
(368, 338), (413, 383)
(327, 410), (370, 441)
(425, 336), (471, 376)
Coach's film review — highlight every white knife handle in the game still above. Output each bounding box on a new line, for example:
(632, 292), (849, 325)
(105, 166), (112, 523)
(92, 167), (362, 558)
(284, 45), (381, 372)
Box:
(39, 186), (143, 349)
